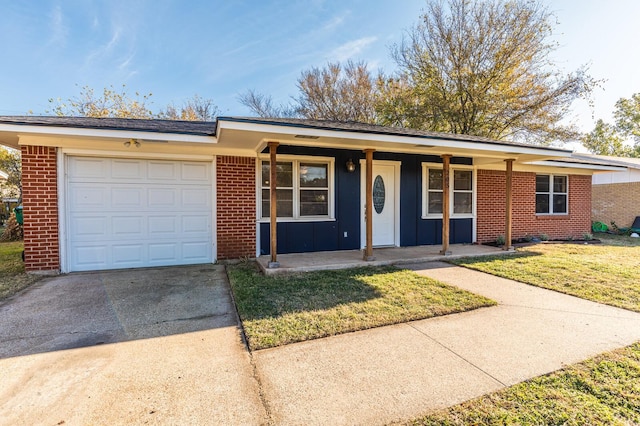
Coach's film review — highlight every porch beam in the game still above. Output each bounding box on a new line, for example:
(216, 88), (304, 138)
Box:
(440, 154), (452, 255)
(504, 158), (515, 251)
(363, 148), (375, 261)
(268, 141), (280, 268)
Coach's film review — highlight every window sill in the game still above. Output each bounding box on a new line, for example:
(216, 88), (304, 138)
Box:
(258, 217), (337, 223)
(536, 214), (569, 219)
(421, 215), (474, 220)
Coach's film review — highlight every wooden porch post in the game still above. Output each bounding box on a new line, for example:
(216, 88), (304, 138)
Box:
(504, 159), (515, 251)
(440, 154), (452, 255)
(363, 149), (375, 261)
(268, 141), (280, 268)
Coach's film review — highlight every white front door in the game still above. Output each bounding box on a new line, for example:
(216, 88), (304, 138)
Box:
(361, 162), (398, 247)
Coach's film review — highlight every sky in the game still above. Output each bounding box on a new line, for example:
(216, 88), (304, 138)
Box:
(0, 0), (639, 148)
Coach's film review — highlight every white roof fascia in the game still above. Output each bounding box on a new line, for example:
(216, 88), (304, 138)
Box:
(0, 123), (217, 144)
(218, 120), (572, 158)
(527, 160), (626, 171)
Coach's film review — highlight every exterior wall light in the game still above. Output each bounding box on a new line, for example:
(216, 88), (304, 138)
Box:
(346, 158), (356, 173)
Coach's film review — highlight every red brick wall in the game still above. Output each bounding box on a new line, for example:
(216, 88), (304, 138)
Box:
(21, 146), (60, 273)
(216, 156), (256, 259)
(477, 170), (591, 243)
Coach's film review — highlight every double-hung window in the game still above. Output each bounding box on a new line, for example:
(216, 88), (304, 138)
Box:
(423, 164), (474, 217)
(260, 157), (333, 220)
(535, 174), (567, 214)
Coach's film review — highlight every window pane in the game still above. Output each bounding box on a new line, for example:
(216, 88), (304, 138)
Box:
(261, 189), (293, 217)
(261, 164), (270, 187)
(262, 161), (293, 187)
(536, 175), (550, 193)
(536, 194), (549, 214)
(428, 192), (443, 214)
(553, 176), (567, 193)
(553, 194), (567, 214)
(454, 192), (472, 214)
(300, 163), (328, 188)
(428, 169), (443, 190)
(300, 190), (328, 216)
(261, 189), (270, 218)
(454, 170), (472, 191)
(276, 189), (293, 216)
(276, 162), (293, 187)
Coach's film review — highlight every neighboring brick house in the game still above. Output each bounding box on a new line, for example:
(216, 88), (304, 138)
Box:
(575, 154), (640, 228)
(0, 116), (619, 274)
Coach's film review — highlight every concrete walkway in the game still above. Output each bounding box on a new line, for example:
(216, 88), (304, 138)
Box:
(253, 261), (640, 425)
(3, 262), (640, 425)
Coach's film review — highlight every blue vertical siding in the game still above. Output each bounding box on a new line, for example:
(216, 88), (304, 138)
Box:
(259, 146), (473, 254)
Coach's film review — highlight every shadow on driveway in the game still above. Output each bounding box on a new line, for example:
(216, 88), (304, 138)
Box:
(0, 264), (238, 359)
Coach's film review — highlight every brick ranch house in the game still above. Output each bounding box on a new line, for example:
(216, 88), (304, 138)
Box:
(573, 154), (640, 229)
(0, 116), (622, 274)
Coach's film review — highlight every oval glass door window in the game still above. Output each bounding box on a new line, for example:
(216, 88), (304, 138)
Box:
(373, 175), (385, 214)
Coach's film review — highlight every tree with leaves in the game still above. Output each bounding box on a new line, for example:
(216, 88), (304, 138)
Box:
(157, 94), (221, 121)
(0, 147), (22, 203)
(239, 60), (380, 122)
(583, 93), (640, 157)
(49, 85), (220, 121)
(49, 85), (154, 119)
(295, 60), (380, 123)
(377, 0), (596, 145)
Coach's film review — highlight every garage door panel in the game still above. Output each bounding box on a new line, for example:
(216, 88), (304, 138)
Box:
(148, 216), (178, 236)
(71, 216), (108, 238)
(111, 159), (145, 179)
(182, 162), (210, 181)
(111, 187), (144, 207)
(112, 244), (145, 266)
(69, 186), (107, 208)
(67, 157), (213, 272)
(112, 216), (144, 237)
(148, 188), (178, 207)
(72, 245), (108, 270)
(182, 188), (211, 207)
(183, 242), (211, 261)
(182, 215), (209, 233)
(148, 161), (178, 180)
(68, 158), (109, 181)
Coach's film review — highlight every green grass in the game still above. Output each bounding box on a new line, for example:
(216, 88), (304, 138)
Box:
(227, 263), (496, 350)
(450, 237), (640, 312)
(405, 342), (640, 426)
(0, 241), (41, 301)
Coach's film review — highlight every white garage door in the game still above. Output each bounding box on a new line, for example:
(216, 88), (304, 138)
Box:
(66, 156), (213, 272)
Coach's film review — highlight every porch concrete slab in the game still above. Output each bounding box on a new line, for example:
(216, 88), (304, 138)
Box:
(253, 323), (504, 426)
(257, 243), (505, 275)
(0, 265), (266, 425)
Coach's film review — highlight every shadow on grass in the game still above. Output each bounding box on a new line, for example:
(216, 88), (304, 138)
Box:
(449, 249), (542, 266)
(227, 262), (383, 321)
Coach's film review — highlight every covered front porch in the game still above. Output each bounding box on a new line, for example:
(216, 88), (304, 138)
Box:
(256, 243), (506, 275)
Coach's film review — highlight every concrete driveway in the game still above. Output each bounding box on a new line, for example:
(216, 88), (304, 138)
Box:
(0, 265), (265, 425)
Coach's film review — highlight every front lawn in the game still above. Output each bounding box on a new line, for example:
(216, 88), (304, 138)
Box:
(227, 263), (496, 350)
(0, 241), (41, 301)
(406, 342), (640, 425)
(450, 236), (640, 312)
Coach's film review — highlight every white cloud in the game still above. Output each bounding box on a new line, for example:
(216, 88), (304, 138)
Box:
(48, 5), (68, 46)
(327, 36), (377, 62)
(322, 12), (349, 32)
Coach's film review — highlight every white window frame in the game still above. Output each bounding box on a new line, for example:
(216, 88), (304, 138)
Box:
(535, 174), (568, 215)
(421, 163), (476, 219)
(257, 155), (335, 222)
